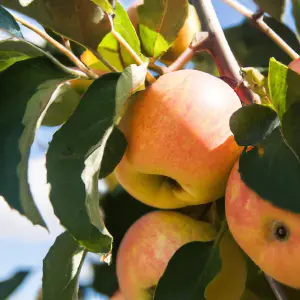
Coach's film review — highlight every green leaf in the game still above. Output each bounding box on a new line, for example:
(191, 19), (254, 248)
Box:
(113, 1), (143, 67)
(138, 0), (188, 59)
(253, 0), (286, 20)
(94, 1), (143, 71)
(42, 81), (81, 127)
(0, 270), (29, 299)
(292, 0), (300, 37)
(98, 126), (127, 179)
(239, 127), (300, 213)
(46, 73), (121, 253)
(268, 57), (300, 119)
(115, 63), (147, 117)
(154, 223), (227, 300)
(282, 102), (300, 161)
(0, 57), (71, 228)
(0, 5), (23, 38)
(0, 0), (112, 50)
(90, 0), (114, 14)
(43, 231), (86, 300)
(0, 33), (44, 72)
(230, 104), (279, 146)
(225, 17), (300, 68)
(154, 241), (221, 300)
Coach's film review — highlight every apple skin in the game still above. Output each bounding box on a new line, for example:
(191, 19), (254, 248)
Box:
(225, 161), (300, 289)
(115, 69), (242, 209)
(288, 58), (300, 74)
(110, 290), (125, 300)
(116, 210), (217, 300)
(127, 0), (201, 65)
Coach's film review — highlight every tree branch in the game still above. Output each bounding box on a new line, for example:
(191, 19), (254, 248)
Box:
(191, 0), (255, 105)
(222, 0), (299, 60)
(12, 13), (100, 79)
(165, 32), (210, 73)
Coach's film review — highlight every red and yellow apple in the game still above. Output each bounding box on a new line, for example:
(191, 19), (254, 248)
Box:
(127, 0), (201, 65)
(116, 210), (217, 300)
(226, 161), (300, 288)
(288, 58), (300, 74)
(115, 69), (242, 209)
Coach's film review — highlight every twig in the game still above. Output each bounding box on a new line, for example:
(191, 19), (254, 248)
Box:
(12, 13), (99, 79)
(88, 48), (119, 72)
(265, 275), (289, 300)
(222, 0), (299, 60)
(148, 63), (167, 75)
(192, 0), (255, 105)
(107, 14), (156, 83)
(166, 31), (210, 73)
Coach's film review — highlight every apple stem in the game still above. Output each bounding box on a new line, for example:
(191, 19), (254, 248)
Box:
(107, 14), (156, 83)
(192, 0), (255, 105)
(11, 13), (102, 79)
(265, 275), (288, 300)
(222, 0), (300, 61)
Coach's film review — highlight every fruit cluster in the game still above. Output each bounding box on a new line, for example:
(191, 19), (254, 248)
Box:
(95, 3), (300, 300)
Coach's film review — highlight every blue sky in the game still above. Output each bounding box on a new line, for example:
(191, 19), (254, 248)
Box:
(0, 0), (297, 299)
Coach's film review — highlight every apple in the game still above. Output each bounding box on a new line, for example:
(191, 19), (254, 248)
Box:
(115, 69), (242, 209)
(288, 58), (300, 74)
(110, 290), (125, 300)
(225, 161), (300, 288)
(116, 210), (217, 300)
(127, 0), (201, 65)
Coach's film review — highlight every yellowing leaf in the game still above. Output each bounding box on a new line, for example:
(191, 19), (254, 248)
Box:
(205, 231), (247, 300)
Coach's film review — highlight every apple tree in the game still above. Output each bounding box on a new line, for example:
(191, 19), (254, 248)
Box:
(1, 0), (300, 299)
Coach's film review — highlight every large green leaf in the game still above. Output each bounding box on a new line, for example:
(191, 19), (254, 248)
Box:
(282, 102), (300, 161)
(154, 224), (226, 300)
(253, 0), (286, 20)
(225, 17), (300, 68)
(93, 1), (144, 72)
(46, 64), (146, 252)
(0, 5), (23, 38)
(46, 73), (119, 253)
(0, 270), (29, 299)
(230, 104), (279, 146)
(0, 0), (112, 50)
(268, 57), (300, 119)
(0, 57), (71, 227)
(43, 231), (86, 300)
(138, 0), (188, 59)
(41, 81), (81, 127)
(239, 127), (300, 213)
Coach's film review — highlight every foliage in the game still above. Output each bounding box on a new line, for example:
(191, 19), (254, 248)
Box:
(1, 0), (300, 299)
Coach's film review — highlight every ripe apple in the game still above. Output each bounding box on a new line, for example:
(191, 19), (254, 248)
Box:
(127, 0), (201, 65)
(225, 161), (300, 288)
(288, 58), (300, 74)
(116, 210), (217, 300)
(115, 69), (242, 209)
(110, 290), (125, 300)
